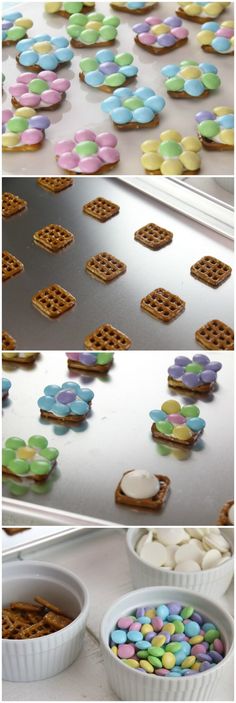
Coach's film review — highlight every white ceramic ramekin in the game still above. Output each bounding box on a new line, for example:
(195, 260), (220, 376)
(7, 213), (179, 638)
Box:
(2, 560), (89, 682)
(126, 528), (234, 598)
(100, 586), (234, 701)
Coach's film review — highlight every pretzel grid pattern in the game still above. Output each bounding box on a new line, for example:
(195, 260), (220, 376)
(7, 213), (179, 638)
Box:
(141, 287), (185, 322)
(2, 250), (24, 281)
(83, 197), (120, 222)
(38, 177), (73, 192)
(33, 224), (74, 252)
(195, 319), (234, 350)
(32, 284), (76, 318)
(86, 251), (126, 282)
(191, 255), (232, 287)
(85, 323), (131, 350)
(2, 331), (16, 350)
(2, 192), (27, 217)
(134, 223), (173, 250)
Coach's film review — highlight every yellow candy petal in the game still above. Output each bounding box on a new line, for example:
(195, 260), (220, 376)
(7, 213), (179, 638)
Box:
(184, 3), (202, 16)
(44, 2), (62, 12)
(160, 158), (184, 176)
(204, 2), (223, 17)
(180, 66), (202, 79)
(141, 139), (160, 153)
(34, 41), (53, 53)
(160, 130), (182, 142)
(181, 136), (201, 152)
(197, 29), (215, 45)
(15, 107), (36, 118)
(151, 23), (170, 35)
(221, 20), (234, 28)
(172, 425), (193, 440)
(15, 17), (33, 29)
(141, 152), (163, 171)
(2, 132), (21, 147)
(214, 105), (233, 116)
(220, 129), (234, 146)
(161, 399), (181, 414)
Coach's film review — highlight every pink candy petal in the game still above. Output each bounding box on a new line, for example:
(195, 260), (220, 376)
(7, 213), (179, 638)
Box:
(21, 128), (43, 145)
(139, 31), (157, 45)
(49, 78), (70, 91)
(2, 109), (13, 123)
(55, 139), (76, 155)
(74, 129), (97, 143)
(38, 70), (57, 82)
(58, 151), (80, 169)
(146, 16), (162, 25)
(171, 26), (188, 38)
(95, 132), (117, 147)
(20, 93), (41, 107)
(41, 89), (61, 105)
(98, 146), (119, 164)
(9, 84), (27, 97)
(17, 72), (35, 84)
(79, 156), (103, 174)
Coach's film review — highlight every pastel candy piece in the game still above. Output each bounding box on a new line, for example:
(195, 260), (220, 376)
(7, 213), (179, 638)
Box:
(51, 402), (70, 416)
(2, 378), (11, 391)
(165, 77), (185, 92)
(195, 110), (215, 122)
(162, 400), (181, 414)
(96, 49), (115, 62)
(158, 34), (177, 48)
(141, 139), (160, 152)
(159, 140), (182, 158)
(79, 29), (100, 44)
(75, 128), (97, 142)
(58, 152), (80, 169)
(2, 109), (14, 122)
(95, 132), (117, 147)
(133, 107), (154, 123)
(18, 50), (39, 66)
(118, 644), (135, 658)
(138, 32), (157, 45)
(185, 80), (205, 97)
(111, 630), (127, 644)
(5, 437), (26, 450)
(78, 352), (97, 365)
(96, 352), (113, 364)
(174, 355), (191, 365)
(197, 29), (215, 44)
(78, 388), (94, 401)
(186, 417), (206, 432)
(28, 78), (48, 93)
(41, 89), (62, 104)
(121, 66), (138, 77)
(123, 97), (143, 110)
(135, 87), (155, 100)
(193, 353), (210, 364)
(6, 26), (26, 41)
(217, 114), (234, 128)
(28, 435), (48, 449)
(30, 459), (51, 475)
(38, 54), (59, 70)
(133, 22), (150, 33)
(103, 16), (120, 27)
(180, 66), (202, 79)
(62, 381), (81, 393)
(149, 409), (167, 421)
(181, 372), (201, 387)
(168, 364), (184, 378)
(182, 135), (201, 151)
(16, 446), (35, 460)
(201, 73), (220, 89)
(38, 395), (55, 410)
(167, 414), (186, 425)
(51, 36), (70, 48)
(102, 95), (121, 113)
(144, 96), (165, 113)
(202, 21), (219, 31)
(69, 400), (89, 414)
(9, 83), (27, 97)
(75, 140), (98, 156)
(39, 447), (59, 460)
(216, 28), (234, 38)
(7, 116), (28, 132)
(98, 146), (119, 163)
(220, 129), (234, 145)
(80, 57), (98, 72)
(79, 156), (103, 173)
(33, 41), (53, 53)
(212, 36), (230, 51)
(152, 23), (171, 35)
(161, 64), (179, 78)
(115, 52), (133, 66)
(172, 425), (193, 441)
(99, 25), (117, 41)
(19, 94), (41, 107)
(99, 61), (119, 74)
(180, 405), (200, 417)
(156, 420), (173, 435)
(111, 107), (132, 124)
(16, 37), (34, 51)
(171, 27), (188, 39)
(21, 127), (43, 144)
(29, 115), (50, 129)
(180, 151), (201, 171)
(38, 70), (57, 81)
(45, 2), (62, 12)
(54, 47), (74, 62)
(44, 384), (61, 396)
(56, 389), (76, 404)
(198, 120), (220, 137)
(199, 62), (218, 73)
(55, 139), (76, 155)
(9, 458), (30, 475)
(104, 73), (126, 87)
(164, 16), (182, 28)
(85, 71), (105, 86)
(49, 78), (70, 91)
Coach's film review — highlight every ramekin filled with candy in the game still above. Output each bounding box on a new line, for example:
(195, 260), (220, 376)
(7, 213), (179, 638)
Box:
(2, 378), (11, 400)
(38, 381), (94, 423)
(79, 50), (138, 91)
(2, 12), (33, 45)
(168, 353), (222, 392)
(195, 106), (234, 149)
(176, 2), (231, 23)
(55, 129), (120, 174)
(66, 351), (114, 373)
(66, 12), (120, 47)
(101, 87), (165, 129)
(161, 60), (221, 98)
(110, 2), (158, 14)
(45, 2), (95, 16)
(132, 15), (189, 55)
(150, 399), (205, 446)
(9, 72), (71, 111)
(101, 586), (234, 700)
(2, 108), (50, 152)
(140, 130), (201, 175)
(15, 34), (74, 72)
(197, 20), (234, 54)
(2, 435), (59, 482)
(127, 528), (234, 597)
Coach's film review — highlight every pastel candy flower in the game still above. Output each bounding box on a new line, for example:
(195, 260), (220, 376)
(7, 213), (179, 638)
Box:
(67, 11), (120, 46)
(2, 108), (50, 150)
(195, 106), (234, 147)
(2, 12), (33, 44)
(150, 400), (206, 442)
(177, 3), (231, 20)
(197, 20), (234, 53)
(66, 351), (114, 366)
(133, 15), (189, 53)
(55, 129), (120, 173)
(16, 35), (74, 71)
(141, 130), (201, 175)
(9, 71), (71, 110)
(2, 435), (59, 478)
(101, 87), (165, 128)
(161, 60), (221, 98)
(80, 49), (138, 90)
(37, 382), (94, 419)
(168, 354), (222, 389)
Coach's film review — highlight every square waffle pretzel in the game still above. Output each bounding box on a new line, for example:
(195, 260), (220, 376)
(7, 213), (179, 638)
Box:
(115, 471), (171, 510)
(83, 197), (120, 222)
(134, 223), (173, 250)
(85, 251), (126, 282)
(2, 330), (16, 350)
(85, 323), (131, 350)
(32, 284), (76, 318)
(33, 224), (74, 252)
(195, 319), (234, 350)
(141, 287), (185, 322)
(191, 256), (232, 288)
(2, 192), (27, 218)
(2, 250), (24, 281)
(38, 177), (73, 192)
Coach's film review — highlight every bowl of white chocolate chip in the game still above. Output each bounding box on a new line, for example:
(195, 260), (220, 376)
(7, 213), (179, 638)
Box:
(127, 528), (233, 598)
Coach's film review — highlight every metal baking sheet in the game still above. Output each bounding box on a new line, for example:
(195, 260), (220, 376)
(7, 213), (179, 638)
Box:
(2, 526), (91, 558)
(2, 350), (234, 526)
(2, 1), (234, 177)
(2, 176), (234, 351)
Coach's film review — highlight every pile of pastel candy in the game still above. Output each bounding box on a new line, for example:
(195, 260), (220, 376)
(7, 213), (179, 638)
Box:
(66, 351), (114, 366)
(2, 108), (50, 149)
(80, 50), (138, 89)
(168, 354), (222, 388)
(9, 72), (71, 109)
(150, 400), (206, 442)
(55, 129), (120, 174)
(2, 11), (33, 44)
(2, 435), (59, 477)
(67, 12), (120, 45)
(135, 527), (232, 572)
(109, 601), (225, 676)
(37, 381), (94, 417)
(195, 107), (234, 147)
(132, 15), (189, 50)
(197, 20), (234, 53)
(102, 87), (165, 126)
(161, 61), (221, 97)
(16, 34), (74, 70)
(140, 130), (201, 175)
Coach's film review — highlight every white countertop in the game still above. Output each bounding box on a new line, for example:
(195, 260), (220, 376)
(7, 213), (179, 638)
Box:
(2, 527), (234, 700)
